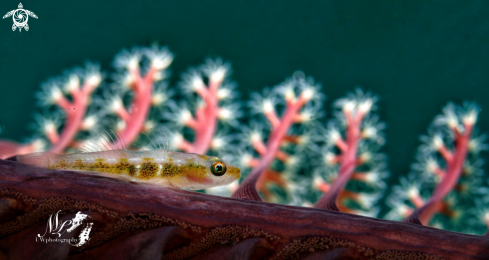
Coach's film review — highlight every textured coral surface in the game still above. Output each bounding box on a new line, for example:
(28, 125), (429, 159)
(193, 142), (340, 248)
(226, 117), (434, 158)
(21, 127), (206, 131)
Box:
(1, 159), (488, 260)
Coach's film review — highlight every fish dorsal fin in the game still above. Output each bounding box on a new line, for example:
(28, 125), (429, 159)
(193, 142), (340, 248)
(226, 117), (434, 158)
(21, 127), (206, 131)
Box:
(78, 130), (128, 153)
(135, 126), (170, 151)
(79, 127), (171, 153)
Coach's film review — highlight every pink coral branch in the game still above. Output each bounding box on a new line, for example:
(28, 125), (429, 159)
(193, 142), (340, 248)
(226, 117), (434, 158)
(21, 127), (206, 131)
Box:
(176, 138), (194, 153)
(232, 92), (311, 201)
(0, 141), (39, 159)
(192, 85), (219, 154)
(315, 109), (368, 211)
(184, 115), (199, 130)
(264, 110), (281, 128)
(0, 66), (101, 156)
(45, 127), (60, 144)
(438, 146), (453, 162)
(114, 105), (131, 123)
(54, 95), (71, 110)
(251, 138), (267, 156)
(178, 77), (222, 155)
(112, 67), (156, 148)
(316, 181), (330, 193)
(50, 79), (99, 153)
(406, 123), (473, 225)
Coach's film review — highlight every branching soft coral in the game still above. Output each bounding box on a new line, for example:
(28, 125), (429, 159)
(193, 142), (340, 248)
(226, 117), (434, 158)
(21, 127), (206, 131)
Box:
(232, 72), (323, 202)
(314, 89), (387, 217)
(387, 102), (486, 233)
(101, 46), (173, 148)
(162, 58), (241, 155)
(0, 64), (102, 158)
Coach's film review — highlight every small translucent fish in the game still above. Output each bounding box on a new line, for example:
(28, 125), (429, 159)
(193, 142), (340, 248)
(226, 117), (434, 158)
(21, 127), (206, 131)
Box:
(16, 132), (241, 190)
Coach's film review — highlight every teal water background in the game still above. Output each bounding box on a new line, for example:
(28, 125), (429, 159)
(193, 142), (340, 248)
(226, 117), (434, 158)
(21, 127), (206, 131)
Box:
(1, 0), (489, 200)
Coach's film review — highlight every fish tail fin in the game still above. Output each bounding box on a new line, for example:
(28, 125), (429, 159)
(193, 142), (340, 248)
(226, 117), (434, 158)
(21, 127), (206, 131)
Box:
(16, 152), (58, 168)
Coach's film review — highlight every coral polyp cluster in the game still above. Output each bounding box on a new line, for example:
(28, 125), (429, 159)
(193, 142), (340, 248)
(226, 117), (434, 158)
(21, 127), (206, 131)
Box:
(162, 58), (241, 154)
(33, 63), (103, 153)
(230, 72), (324, 202)
(386, 103), (486, 232)
(312, 89), (387, 216)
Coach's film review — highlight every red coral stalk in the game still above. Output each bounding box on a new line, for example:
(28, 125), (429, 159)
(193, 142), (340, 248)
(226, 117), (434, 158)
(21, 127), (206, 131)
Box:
(49, 75), (101, 153)
(405, 106), (477, 225)
(0, 140), (42, 159)
(315, 98), (373, 211)
(176, 67), (226, 154)
(109, 47), (173, 149)
(0, 66), (102, 156)
(232, 74), (316, 201)
(112, 65), (159, 148)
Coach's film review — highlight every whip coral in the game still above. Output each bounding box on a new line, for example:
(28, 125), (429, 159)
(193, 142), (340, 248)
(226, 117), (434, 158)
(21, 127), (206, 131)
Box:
(387, 103), (486, 233)
(1, 159), (488, 259)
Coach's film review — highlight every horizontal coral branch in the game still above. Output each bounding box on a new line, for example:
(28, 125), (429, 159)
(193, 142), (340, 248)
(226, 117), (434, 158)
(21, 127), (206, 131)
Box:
(0, 140), (41, 160)
(1, 159), (488, 259)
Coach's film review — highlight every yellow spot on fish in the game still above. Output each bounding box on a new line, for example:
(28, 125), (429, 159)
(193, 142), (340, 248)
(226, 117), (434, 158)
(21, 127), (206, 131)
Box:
(161, 163), (181, 177)
(55, 160), (67, 169)
(139, 161), (159, 179)
(73, 159), (85, 170)
(87, 158), (111, 173)
(114, 158), (134, 175)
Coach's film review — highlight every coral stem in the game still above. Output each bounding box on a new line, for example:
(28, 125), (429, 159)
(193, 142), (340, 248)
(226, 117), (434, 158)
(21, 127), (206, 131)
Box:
(192, 85), (218, 154)
(232, 95), (309, 201)
(50, 81), (95, 153)
(0, 141), (38, 159)
(407, 123), (473, 225)
(112, 68), (155, 148)
(315, 110), (365, 210)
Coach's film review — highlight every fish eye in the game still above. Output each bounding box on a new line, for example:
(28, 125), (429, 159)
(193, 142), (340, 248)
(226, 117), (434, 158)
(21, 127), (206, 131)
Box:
(210, 161), (227, 176)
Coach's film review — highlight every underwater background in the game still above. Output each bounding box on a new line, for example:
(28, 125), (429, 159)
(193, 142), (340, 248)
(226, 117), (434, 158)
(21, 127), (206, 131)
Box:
(1, 0), (489, 233)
